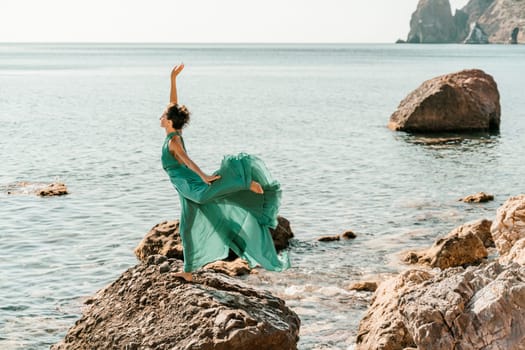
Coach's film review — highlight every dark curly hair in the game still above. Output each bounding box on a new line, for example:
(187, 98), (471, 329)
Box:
(166, 103), (190, 129)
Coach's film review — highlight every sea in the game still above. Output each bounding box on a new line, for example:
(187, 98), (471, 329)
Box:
(1, 43), (524, 350)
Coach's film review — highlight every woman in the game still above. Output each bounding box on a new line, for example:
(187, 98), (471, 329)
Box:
(160, 64), (290, 281)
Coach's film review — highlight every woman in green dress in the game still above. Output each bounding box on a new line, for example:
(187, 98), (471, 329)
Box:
(160, 64), (290, 281)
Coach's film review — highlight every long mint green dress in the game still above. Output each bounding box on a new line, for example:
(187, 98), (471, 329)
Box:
(161, 131), (290, 272)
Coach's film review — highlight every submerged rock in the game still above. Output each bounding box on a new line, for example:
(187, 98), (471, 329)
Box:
(459, 191), (494, 203)
(388, 69), (500, 132)
(5, 181), (68, 196)
(402, 219), (491, 269)
(317, 230), (356, 242)
(51, 258), (300, 350)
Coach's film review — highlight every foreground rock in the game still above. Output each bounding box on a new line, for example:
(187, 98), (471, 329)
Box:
(357, 262), (525, 349)
(388, 69), (500, 132)
(491, 194), (525, 256)
(5, 181), (68, 196)
(52, 257), (300, 350)
(459, 191), (494, 203)
(403, 219), (491, 269)
(134, 216), (294, 276)
(356, 269), (433, 349)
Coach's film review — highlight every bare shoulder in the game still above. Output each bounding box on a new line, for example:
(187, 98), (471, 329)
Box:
(169, 135), (184, 151)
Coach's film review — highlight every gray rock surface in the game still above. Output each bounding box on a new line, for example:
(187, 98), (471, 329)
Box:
(463, 21), (490, 43)
(388, 69), (500, 132)
(52, 257), (300, 350)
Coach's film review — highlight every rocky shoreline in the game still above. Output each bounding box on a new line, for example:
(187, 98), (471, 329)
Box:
(356, 194), (525, 349)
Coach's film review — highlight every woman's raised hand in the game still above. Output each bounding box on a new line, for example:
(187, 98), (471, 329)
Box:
(203, 174), (221, 185)
(171, 63), (185, 78)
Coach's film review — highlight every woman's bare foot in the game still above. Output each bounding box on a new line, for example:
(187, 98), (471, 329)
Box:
(250, 181), (264, 194)
(173, 271), (193, 282)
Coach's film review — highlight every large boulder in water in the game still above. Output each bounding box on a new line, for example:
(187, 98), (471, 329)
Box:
(388, 69), (500, 132)
(407, 0), (457, 43)
(51, 257), (300, 350)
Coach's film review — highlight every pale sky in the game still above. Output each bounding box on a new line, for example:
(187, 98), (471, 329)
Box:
(1, 0), (469, 43)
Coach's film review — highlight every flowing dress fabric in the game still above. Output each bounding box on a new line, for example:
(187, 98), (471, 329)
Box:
(161, 131), (290, 272)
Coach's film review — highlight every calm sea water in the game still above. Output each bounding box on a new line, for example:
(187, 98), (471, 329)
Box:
(1, 43), (524, 349)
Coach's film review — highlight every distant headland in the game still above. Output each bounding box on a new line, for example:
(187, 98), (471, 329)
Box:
(397, 0), (524, 44)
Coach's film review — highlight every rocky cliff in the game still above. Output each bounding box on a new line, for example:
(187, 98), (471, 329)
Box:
(405, 0), (525, 44)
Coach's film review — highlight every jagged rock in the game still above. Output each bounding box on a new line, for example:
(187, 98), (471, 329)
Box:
(134, 216), (293, 276)
(51, 258), (300, 350)
(472, 0), (525, 43)
(463, 22), (489, 43)
(491, 194), (525, 256)
(5, 181), (68, 196)
(510, 27), (520, 44)
(356, 269), (433, 350)
(459, 191), (494, 203)
(500, 238), (525, 265)
(348, 281), (378, 292)
(204, 258), (251, 277)
(357, 262), (525, 349)
(399, 262), (525, 349)
(402, 219), (490, 269)
(407, 0), (457, 43)
(388, 69), (500, 132)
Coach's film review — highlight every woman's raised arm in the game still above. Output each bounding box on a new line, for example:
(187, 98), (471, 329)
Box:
(170, 63), (184, 104)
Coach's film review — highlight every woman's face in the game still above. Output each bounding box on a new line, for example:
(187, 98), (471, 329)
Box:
(160, 111), (169, 128)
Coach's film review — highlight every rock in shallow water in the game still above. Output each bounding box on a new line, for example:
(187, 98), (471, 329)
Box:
(402, 219), (491, 269)
(388, 69), (500, 132)
(51, 258), (300, 350)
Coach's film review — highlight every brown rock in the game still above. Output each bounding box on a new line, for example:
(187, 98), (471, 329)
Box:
(356, 269), (433, 350)
(403, 220), (489, 269)
(399, 262), (525, 349)
(348, 281), (378, 292)
(341, 230), (356, 239)
(269, 216), (294, 251)
(358, 262), (525, 350)
(6, 181), (68, 196)
(52, 258), (300, 350)
(204, 258), (251, 277)
(491, 194), (525, 256)
(134, 221), (184, 262)
(459, 191), (494, 203)
(388, 69), (500, 132)
(500, 238), (525, 265)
